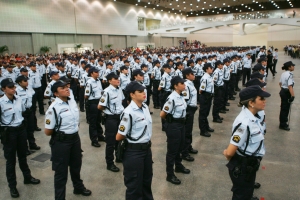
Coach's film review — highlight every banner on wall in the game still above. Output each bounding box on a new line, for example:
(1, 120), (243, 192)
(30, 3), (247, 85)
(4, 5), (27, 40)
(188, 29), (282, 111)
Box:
(137, 43), (155, 50)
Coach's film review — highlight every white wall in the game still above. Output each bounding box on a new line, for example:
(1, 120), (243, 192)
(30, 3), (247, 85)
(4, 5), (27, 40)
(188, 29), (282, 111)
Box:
(0, 0), (186, 36)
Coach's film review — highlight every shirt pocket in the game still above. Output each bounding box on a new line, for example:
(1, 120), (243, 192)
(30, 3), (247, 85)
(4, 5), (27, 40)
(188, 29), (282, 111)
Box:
(60, 111), (73, 126)
(134, 118), (147, 131)
(3, 107), (14, 117)
(250, 127), (264, 143)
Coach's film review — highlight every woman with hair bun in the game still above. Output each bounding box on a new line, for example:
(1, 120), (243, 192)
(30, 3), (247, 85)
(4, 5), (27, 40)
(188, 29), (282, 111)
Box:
(279, 61), (295, 131)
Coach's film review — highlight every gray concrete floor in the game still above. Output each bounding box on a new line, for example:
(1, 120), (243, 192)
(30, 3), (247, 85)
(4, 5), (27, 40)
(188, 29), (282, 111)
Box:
(0, 52), (300, 200)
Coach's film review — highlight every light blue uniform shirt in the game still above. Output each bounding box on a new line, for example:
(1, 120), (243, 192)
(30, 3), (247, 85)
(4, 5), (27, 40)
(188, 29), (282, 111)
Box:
(243, 57), (252, 69)
(231, 107), (265, 157)
(212, 68), (224, 86)
(85, 78), (103, 100)
(15, 85), (35, 109)
(3, 71), (16, 82)
(174, 69), (183, 78)
(280, 71), (294, 89)
(118, 101), (152, 143)
(28, 70), (42, 88)
(0, 94), (25, 127)
(45, 97), (79, 134)
(159, 72), (172, 92)
(120, 73), (131, 90)
(162, 91), (187, 118)
(200, 73), (214, 93)
(151, 66), (161, 80)
(223, 65), (231, 81)
(183, 80), (197, 107)
(99, 84), (124, 115)
(194, 64), (204, 77)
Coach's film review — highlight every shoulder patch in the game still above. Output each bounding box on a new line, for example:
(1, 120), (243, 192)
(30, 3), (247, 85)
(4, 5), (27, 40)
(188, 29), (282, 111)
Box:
(100, 98), (105, 103)
(237, 128), (244, 133)
(122, 117), (128, 122)
(164, 106), (169, 111)
(47, 111), (52, 115)
(46, 91), (49, 94)
(45, 119), (51, 125)
(232, 135), (241, 143)
(86, 90), (89, 93)
(182, 92), (187, 96)
(201, 85), (205, 89)
(119, 125), (125, 132)
(160, 83), (163, 86)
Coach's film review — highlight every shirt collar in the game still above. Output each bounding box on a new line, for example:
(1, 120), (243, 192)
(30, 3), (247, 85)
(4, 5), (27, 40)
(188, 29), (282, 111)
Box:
(130, 100), (145, 111)
(55, 97), (70, 104)
(242, 106), (257, 123)
(3, 94), (16, 103)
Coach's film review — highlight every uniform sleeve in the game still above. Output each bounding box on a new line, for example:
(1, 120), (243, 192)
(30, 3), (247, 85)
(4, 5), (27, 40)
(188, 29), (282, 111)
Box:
(230, 124), (248, 147)
(162, 98), (174, 114)
(199, 79), (207, 91)
(212, 72), (218, 84)
(45, 108), (56, 130)
(74, 70), (79, 79)
(44, 85), (51, 97)
(85, 83), (91, 96)
(182, 85), (190, 100)
(118, 112), (131, 136)
(79, 77), (84, 86)
(287, 74), (294, 86)
(159, 77), (166, 88)
(98, 90), (109, 106)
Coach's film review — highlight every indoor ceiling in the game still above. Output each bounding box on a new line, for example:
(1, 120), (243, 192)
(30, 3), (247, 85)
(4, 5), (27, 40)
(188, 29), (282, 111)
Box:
(114, 0), (300, 16)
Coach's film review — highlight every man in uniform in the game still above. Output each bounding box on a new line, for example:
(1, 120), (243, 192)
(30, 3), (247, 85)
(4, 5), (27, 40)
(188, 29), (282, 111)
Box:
(151, 60), (161, 109)
(29, 62), (45, 116)
(15, 75), (40, 156)
(44, 71), (60, 105)
(181, 68), (198, 162)
(198, 63), (214, 137)
(212, 61), (224, 123)
(85, 67), (104, 147)
(98, 72), (124, 172)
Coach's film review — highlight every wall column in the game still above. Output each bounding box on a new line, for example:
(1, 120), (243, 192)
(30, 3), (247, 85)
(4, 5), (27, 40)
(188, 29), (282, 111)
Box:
(31, 33), (44, 54)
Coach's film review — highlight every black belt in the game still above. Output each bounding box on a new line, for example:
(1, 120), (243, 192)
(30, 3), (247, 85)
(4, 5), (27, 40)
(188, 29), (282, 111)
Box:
(127, 141), (151, 150)
(106, 114), (121, 119)
(172, 117), (186, 123)
(54, 132), (79, 141)
(88, 99), (100, 104)
(235, 153), (262, 162)
(281, 88), (289, 91)
(5, 124), (24, 131)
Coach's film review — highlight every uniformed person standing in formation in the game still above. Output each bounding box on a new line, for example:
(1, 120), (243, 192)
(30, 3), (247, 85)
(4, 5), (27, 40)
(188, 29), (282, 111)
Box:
(159, 64), (172, 131)
(199, 63), (214, 137)
(119, 65), (131, 108)
(212, 60), (224, 123)
(85, 67), (104, 147)
(98, 72), (124, 172)
(15, 75), (40, 155)
(0, 78), (40, 198)
(45, 81), (91, 200)
(242, 53), (252, 86)
(223, 85), (270, 200)
(160, 76), (190, 185)
(116, 81), (153, 200)
(29, 62), (45, 115)
(181, 68), (198, 162)
(151, 60), (161, 109)
(279, 61), (295, 131)
(44, 71), (60, 105)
